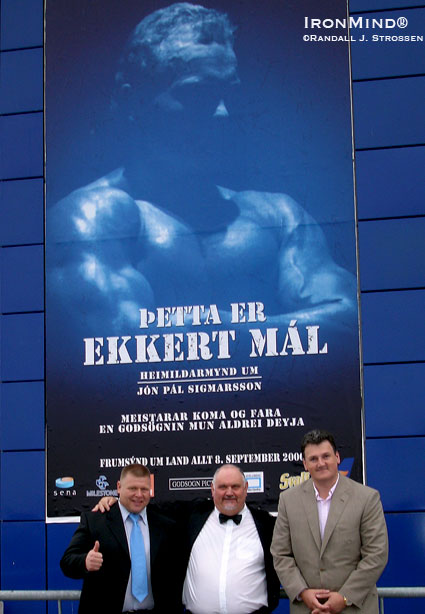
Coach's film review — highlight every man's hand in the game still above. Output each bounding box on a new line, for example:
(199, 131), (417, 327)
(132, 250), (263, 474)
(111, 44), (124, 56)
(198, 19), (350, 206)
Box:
(85, 540), (103, 572)
(311, 591), (347, 614)
(91, 496), (117, 513)
(300, 588), (330, 612)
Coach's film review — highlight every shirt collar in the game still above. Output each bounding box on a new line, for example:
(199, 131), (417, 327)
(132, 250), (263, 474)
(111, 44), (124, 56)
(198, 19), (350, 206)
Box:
(118, 500), (148, 524)
(313, 474), (339, 502)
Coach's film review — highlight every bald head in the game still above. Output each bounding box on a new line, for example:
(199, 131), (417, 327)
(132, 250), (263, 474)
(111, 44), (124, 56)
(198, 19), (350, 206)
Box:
(211, 464), (248, 516)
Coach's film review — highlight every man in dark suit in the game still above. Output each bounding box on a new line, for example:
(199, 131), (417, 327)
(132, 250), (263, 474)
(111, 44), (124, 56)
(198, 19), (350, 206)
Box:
(60, 464), (180, 613)
(95, 463), (280, 613)
(180, 464), (280, 614)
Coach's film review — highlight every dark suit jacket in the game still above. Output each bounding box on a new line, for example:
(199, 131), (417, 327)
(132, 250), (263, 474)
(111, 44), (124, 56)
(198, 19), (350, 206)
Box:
(175, 499), (280, 613)
(60, 503), (180, 613)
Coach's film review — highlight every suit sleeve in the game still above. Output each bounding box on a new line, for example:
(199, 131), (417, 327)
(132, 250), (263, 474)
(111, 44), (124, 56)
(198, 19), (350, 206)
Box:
(60, 513), (94, 579)
(270, 493), (308, 603)
(339, 488), (388, 608)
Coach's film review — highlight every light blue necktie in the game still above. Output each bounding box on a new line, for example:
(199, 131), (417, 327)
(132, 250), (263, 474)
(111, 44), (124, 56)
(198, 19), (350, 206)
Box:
(129, 513), (148, 603)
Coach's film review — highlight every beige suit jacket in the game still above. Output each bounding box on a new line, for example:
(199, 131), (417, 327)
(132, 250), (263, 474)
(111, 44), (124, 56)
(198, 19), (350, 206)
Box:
(271, 475), (388, 613)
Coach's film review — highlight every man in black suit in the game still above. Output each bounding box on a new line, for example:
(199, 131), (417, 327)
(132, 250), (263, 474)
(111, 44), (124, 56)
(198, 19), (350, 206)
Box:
(95, 463), (280, 614)
(60, 464), (180, 613)
(181, 464), (280, 614)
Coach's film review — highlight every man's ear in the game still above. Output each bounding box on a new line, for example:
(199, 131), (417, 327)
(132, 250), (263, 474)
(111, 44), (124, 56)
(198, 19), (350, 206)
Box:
(117, 480), (121, 495)
(336, 451), (341, 465)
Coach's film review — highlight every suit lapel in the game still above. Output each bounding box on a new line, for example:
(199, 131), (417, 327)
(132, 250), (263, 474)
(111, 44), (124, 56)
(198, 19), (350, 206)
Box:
(320, 476), (350, 555)
(106, 503), (130, 557)
(301, 480), (321, 552)
(249, 505), (267, 553)
(147, 508), (161, 565)
(188, 504), (214, 552)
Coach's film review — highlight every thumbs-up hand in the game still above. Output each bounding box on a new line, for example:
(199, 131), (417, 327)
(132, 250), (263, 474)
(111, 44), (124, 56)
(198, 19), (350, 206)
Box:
(85, 540), (103, 572)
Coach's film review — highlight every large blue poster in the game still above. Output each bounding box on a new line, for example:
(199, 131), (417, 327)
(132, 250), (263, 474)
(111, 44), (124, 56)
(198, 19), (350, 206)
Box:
(45, 0), (362, 519)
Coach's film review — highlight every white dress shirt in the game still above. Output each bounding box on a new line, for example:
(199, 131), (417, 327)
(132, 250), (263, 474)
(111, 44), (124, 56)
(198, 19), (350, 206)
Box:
(119, 501), (154, 612)
(313, 475), (340, 538)
(296, 475), (341, 601)
(183, 505), (268, 614)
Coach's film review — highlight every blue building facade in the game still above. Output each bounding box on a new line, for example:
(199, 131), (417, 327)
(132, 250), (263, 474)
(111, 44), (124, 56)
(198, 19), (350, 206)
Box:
(0, 0), (424, 612)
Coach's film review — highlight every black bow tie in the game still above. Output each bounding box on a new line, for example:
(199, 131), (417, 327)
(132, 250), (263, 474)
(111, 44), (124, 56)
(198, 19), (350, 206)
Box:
(219, 513), (242, 525)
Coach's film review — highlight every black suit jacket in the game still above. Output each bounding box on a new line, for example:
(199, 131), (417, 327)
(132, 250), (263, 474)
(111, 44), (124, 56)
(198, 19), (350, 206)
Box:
(60, 504), (180, 613)
(176, 499), (280, 613)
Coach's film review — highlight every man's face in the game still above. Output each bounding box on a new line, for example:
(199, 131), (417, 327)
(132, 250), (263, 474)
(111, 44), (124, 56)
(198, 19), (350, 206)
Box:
(117, 473), (151, 514)
(303, 441), (340, 487)
(211, 466), (248, 516)
(152, 43), (239, 120)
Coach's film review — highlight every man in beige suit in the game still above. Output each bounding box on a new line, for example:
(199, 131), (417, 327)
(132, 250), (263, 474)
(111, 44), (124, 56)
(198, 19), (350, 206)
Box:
(271, 430), (388, 614)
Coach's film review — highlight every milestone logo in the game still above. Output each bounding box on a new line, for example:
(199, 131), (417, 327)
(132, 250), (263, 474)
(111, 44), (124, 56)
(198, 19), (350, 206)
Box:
(96, 475), (109, 490)
(86, 475), (118, 497)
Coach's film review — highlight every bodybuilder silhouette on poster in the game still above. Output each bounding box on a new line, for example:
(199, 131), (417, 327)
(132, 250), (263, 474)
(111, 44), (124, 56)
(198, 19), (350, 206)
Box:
(47, 2), (356, 333)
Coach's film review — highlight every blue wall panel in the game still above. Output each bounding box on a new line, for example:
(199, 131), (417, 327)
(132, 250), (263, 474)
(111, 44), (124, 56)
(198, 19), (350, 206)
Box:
(1, 521), (45, 586)
(375, 597), (425, 614)
(47, 598), (79, 614)
(0, 113), (43, 180)
(0, 451), (45, 520)
(1, 521), (46, 613)
(1, 245), (44, 312)
(358, 218), (425, 290)
(351, 1), (425, 10)
(47, 600), (79, 614)
(361, 290), (425, 363)
(1, 522), (46, 614)
(0, 178), (44, 246)
(0, 48), (43, 114)
(1, 245), (44, 313)
(366, 438), (425, 511)
(273, 601), (289, 613)
(0, 0), (44, 50)
(0, 179), (44, 245)
(377, 512), (425, 613)
(355, 146), (425, 219)
(47, 523), (81, 589)
(0, 381), (44, 450)
(350, 0), (425, 614)
(351, 9), (425, 80)
(364, 363), (425, 437)
(0, 313), (44, 381)
(47, 522), (92, 612)
(381, 513), (425, 585)
(353, 76), (425, 149)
